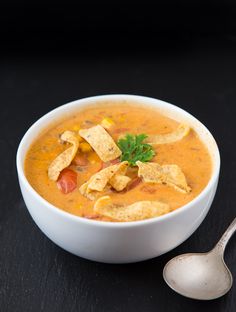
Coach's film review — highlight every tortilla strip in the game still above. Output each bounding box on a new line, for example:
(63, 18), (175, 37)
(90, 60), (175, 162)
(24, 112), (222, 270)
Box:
(109, 175), (131, 191)
(136, 161), (191, 193)
(108, 160), (131, 191)
(79, 161), (130, 199)
(94, 196), (170, 221)
(145, 124), (190, 145)
(79, 183), (111, 200)
(79, 182), (95, 200)
(48, 131), (79, 181)
(79, 125), (121, 162)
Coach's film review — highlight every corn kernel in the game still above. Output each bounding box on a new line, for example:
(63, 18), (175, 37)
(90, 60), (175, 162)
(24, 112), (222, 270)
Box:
(117, 115), (126, 122)
(80, 142), (92, 153)
(87, 152), (100, 164)
(101, 117), (114, 129)
(77, 204), (82, 210)
(72, 125), (80, 131)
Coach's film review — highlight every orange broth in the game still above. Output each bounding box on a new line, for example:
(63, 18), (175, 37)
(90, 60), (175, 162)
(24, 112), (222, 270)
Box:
(25, 101), (212, 221)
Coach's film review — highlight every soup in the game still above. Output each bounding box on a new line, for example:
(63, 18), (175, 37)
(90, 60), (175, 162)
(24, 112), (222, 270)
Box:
(25, 101), (212, 222)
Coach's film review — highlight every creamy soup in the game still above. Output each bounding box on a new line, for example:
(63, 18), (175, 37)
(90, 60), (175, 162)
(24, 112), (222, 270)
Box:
(25, 101), (212, 222)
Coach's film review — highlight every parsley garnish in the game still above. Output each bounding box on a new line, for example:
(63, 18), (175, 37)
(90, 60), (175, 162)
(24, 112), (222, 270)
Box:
(117, 134), (155, 166)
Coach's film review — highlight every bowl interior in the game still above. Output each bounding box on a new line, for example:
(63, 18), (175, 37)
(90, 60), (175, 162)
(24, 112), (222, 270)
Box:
(17, 94), (220, 225)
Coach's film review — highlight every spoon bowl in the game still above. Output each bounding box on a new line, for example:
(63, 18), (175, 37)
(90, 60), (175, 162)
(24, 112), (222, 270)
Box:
(163, 251), (233, 300)
(163, 218), (236, 300)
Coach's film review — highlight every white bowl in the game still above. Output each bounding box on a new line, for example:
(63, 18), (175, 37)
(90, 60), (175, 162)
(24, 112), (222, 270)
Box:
(16, 95), (220, 263)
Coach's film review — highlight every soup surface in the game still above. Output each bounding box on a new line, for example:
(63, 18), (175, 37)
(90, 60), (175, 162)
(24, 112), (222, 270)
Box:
(25, 101), (212, 222)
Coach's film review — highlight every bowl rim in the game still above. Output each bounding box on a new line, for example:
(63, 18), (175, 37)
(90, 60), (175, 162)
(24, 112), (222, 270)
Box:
(16, 94), (221, 228)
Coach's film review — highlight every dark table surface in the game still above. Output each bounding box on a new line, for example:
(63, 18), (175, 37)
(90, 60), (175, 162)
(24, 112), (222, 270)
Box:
(1, 35), (236, 312)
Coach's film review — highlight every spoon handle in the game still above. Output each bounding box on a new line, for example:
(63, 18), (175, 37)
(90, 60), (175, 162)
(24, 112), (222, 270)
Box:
(214, 217), (236, 255)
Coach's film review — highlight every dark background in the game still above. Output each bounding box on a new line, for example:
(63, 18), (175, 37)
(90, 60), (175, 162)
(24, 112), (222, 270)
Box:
(1, 1), (236, 311)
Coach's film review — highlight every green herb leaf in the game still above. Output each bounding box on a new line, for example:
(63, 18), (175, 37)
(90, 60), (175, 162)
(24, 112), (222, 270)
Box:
(117, 134), (155, 166)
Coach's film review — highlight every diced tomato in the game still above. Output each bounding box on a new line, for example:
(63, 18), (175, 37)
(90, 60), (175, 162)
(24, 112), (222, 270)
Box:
(118, 177), (142, 194)
(140, 185), (156, 194)
(127, 177), (142, 190)
(57, 169), (77, 194)
(72, 154), (88, 166)
(110, 158), (121, 165)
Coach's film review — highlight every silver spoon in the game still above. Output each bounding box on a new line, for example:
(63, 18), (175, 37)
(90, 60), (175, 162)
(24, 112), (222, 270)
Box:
(163, 218), (236, 300)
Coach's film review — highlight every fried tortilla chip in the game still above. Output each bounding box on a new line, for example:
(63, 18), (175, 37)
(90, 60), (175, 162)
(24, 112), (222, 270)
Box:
(79, 161), (130, 199)
(108, 160), (131, 191)
(145, 124), (190, 145)
(79, 125), (121, 162)
(48, 131), (79, 181)
(79, 182), (95, 200)
(109, 175), (131, 191)
(79, 182), (111, 200)
(136, 161), (191, 193)
(94, 196), (170, 221)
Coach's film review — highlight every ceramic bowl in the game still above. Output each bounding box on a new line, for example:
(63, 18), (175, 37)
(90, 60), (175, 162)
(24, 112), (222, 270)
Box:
(16, 95), (220, 263)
